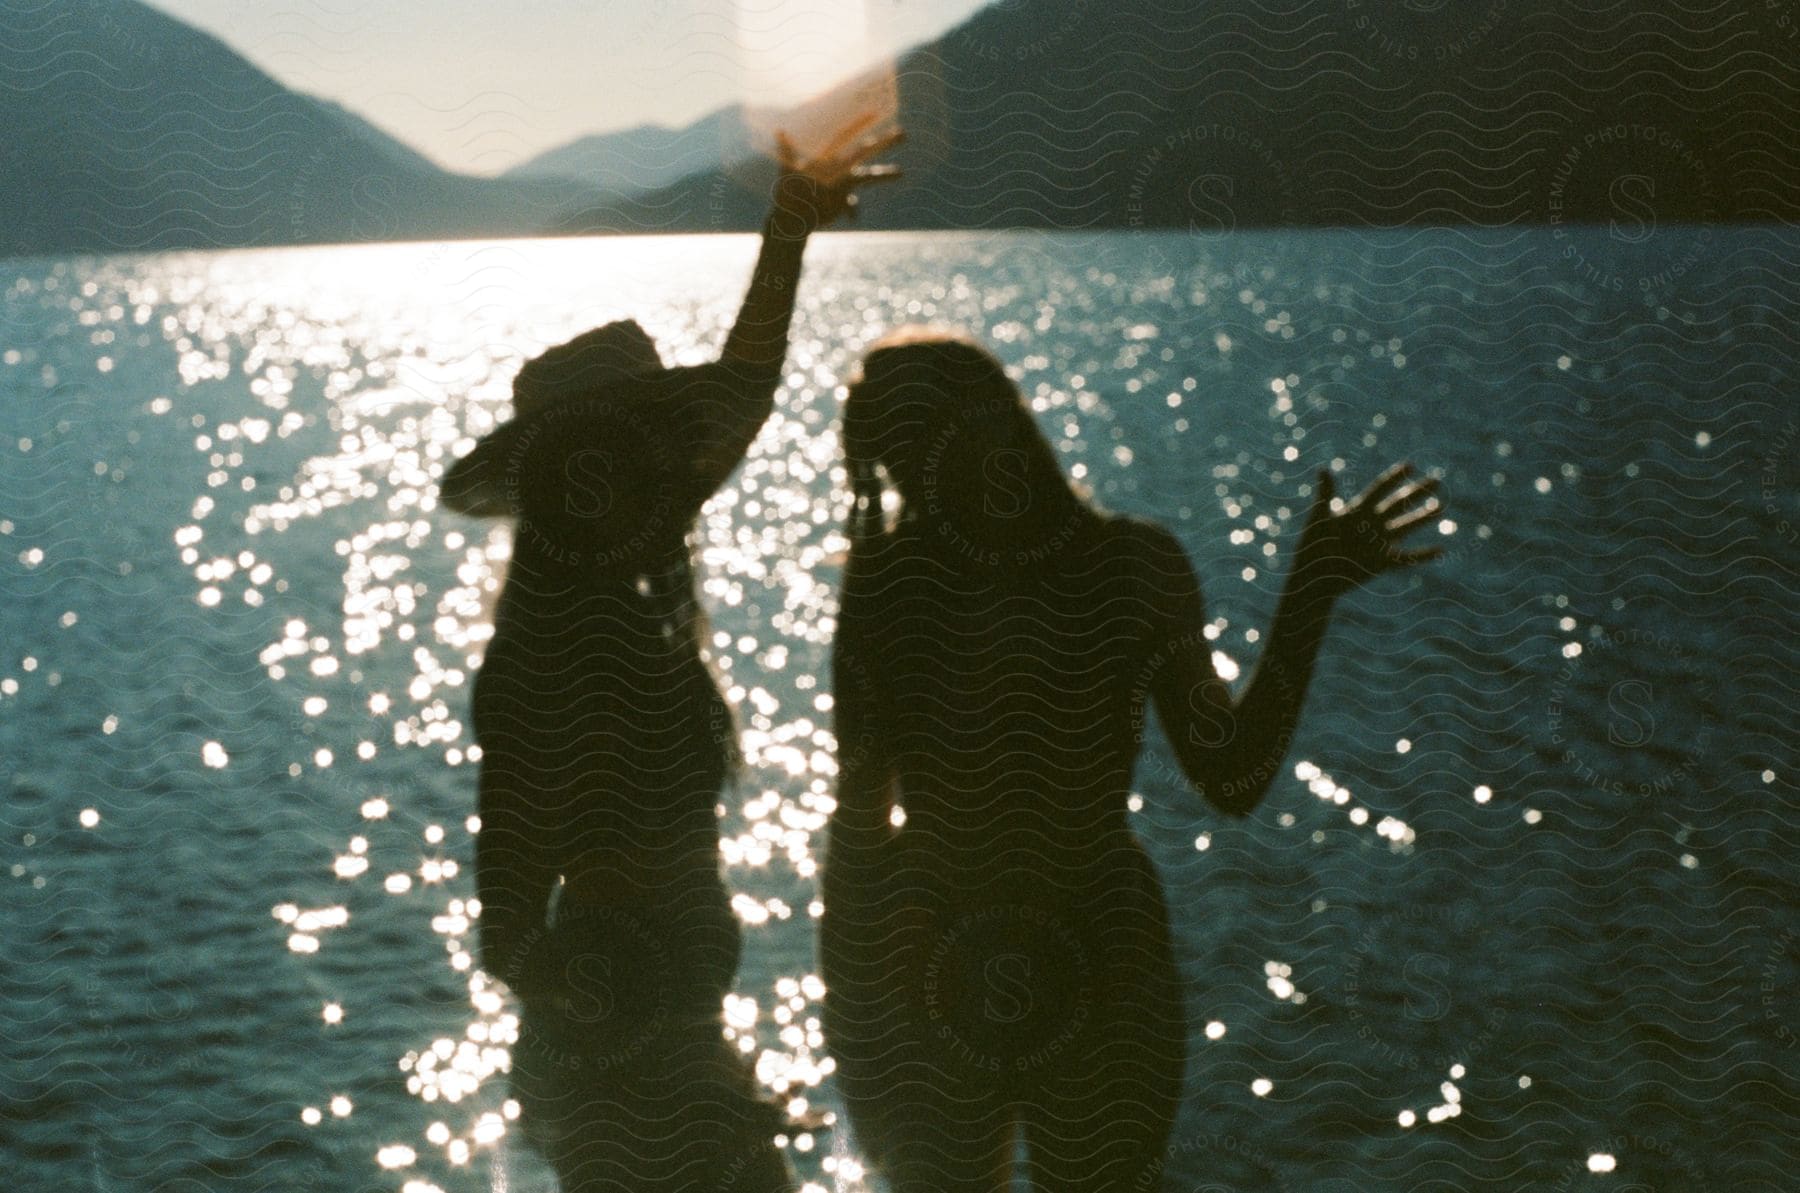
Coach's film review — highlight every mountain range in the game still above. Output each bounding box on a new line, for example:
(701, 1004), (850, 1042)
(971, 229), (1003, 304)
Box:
(503, 107), (746, 198)
(2, 0), (1795, 257)
(556, 0), (1800, 234)
(0, 0), (594, 256)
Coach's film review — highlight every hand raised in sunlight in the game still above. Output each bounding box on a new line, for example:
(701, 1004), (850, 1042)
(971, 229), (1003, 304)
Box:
(768, 112), (904, 238)
(1295, 463), (1445, 596)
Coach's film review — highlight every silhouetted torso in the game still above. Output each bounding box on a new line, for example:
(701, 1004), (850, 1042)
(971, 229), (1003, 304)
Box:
(468, 386), (790, 1193)
(477, 555), (726, 848)
(449, 135), (901, 1189)
(823, 330), (1443, 1193)
(845, 515), (1168, 871)
(824, 511), (1190, 1191)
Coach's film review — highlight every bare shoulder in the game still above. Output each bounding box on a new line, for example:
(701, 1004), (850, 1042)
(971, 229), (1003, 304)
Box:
(1091, 514), (1204, 634)
(1099, 514), (1193, 578)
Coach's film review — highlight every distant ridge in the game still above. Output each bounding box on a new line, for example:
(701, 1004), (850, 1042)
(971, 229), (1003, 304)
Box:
(0, 0), (596, 256)
(503, 107), (745, 197)
(555, 0), (1800, 235)
(2, 0), (1794, 257)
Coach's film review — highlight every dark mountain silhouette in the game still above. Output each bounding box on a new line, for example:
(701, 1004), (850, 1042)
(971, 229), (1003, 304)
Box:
(557, 0), (1800, 235)
(0, 0), (593, 257)
(504, 107), (748, 197)
(3, 0), (1793, 257)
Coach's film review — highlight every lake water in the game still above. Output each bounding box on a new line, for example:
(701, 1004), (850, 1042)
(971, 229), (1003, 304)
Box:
(1, 228), (1794, 1192)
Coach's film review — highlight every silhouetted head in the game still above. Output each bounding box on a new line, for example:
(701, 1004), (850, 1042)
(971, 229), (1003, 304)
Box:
(510, 320), (664, 417)
(441, 321), (703, 571)
(845, 326), (1091, 562)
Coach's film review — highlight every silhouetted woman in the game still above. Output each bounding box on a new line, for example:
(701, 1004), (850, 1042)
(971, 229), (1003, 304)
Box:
(439, 118), (898, 1192)
(821, 328), (1443, 1192)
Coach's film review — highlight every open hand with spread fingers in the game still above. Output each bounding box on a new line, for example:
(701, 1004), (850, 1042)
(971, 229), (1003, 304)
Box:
(1294, 463), (1446, 598)
(768, 111), (904, 239)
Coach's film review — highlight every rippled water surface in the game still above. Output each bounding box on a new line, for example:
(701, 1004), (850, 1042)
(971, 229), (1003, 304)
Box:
(1, 229), (1794, 1192)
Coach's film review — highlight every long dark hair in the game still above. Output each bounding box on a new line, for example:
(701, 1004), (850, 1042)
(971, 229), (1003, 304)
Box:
(844, 327), (1094, 567)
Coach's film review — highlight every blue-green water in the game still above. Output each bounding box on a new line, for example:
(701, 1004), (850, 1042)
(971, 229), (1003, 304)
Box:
(1, 228), (1794, 1191)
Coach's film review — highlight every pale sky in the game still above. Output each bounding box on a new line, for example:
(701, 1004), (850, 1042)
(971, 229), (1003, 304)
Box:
(142, 0), (989, 176)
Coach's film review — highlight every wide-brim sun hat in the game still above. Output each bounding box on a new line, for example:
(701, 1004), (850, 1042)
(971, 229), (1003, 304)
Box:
(440, 320), (670, 517)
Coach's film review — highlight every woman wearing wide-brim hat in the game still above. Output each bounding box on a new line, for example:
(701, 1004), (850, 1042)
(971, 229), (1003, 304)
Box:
(440, 114), (900, 1192)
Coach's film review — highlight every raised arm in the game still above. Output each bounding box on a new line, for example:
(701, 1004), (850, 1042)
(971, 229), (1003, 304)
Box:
(1145, 464), (1444, 817)
(440, 117), (900, 517)
(694, 118), (903, 483)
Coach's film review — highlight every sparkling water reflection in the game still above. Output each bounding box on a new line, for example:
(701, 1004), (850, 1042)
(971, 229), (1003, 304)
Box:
(1, 229), (1791, 1192)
